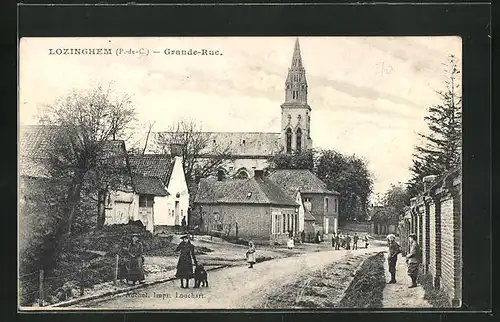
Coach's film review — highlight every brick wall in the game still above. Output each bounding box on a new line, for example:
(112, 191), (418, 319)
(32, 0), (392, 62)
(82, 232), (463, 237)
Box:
(400, 168), (461, 307)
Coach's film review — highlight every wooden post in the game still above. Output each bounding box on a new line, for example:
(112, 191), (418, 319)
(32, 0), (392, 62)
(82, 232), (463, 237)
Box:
(114, 254), (119, 285)
(80, 260), (85, 296)
(38, 270), (44, 307)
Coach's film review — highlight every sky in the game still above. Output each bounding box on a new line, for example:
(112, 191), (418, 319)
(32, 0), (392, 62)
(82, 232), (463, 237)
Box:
(19, 36), (462, 198)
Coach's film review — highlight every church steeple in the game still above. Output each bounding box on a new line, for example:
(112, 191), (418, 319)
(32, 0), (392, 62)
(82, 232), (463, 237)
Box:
(285, 38), (308, 104)
(281, 38), (313, 154)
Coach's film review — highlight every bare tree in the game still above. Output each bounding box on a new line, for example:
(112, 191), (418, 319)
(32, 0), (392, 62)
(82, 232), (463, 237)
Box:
(155, 120), (233, 185)
(37, 84), (136, 256)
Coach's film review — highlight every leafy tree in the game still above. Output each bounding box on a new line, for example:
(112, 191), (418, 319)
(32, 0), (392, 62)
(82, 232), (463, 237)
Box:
(267, 150), (315, 172)
(409, 54), (462, 196)
(37, 85), (136, 259)
(375, 183), (411, 224)
(315, 150), (373, 221)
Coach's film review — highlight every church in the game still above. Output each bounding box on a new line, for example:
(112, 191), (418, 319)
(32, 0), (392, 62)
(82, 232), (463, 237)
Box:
(154, 38), (314, 179)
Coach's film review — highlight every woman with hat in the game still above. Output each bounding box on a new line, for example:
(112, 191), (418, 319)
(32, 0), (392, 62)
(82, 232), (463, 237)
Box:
(406, 233), (421, 288)
(175, 234), (197, 288)
(127, 234), (145, 284)
(386, 234), (402, 284)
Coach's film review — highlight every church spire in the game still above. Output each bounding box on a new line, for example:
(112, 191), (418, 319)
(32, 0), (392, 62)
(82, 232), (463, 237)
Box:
(284, 38), (308, 104)
(291, 38), (303, 68)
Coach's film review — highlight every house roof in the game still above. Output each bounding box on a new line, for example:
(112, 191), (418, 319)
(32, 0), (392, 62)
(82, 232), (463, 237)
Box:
(19, 125), (58, 159)
(128, 154), (175, 184)
(132, 174), (169, 196)
(268, 169), (340, 195)
(304, 208), (316, 221)
(195, 177), (299, 207)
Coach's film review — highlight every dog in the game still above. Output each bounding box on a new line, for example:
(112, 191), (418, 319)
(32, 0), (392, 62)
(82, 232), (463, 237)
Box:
(194, 264), (208, 288)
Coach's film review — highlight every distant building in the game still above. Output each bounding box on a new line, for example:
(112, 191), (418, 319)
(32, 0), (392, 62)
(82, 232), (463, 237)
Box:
(193, 170), (299, 245)
(152, 38), (314, 179)
(268, 169), (340, 235)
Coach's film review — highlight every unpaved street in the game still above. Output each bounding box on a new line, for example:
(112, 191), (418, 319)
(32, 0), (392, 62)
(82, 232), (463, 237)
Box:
(80, 245), (385, 309)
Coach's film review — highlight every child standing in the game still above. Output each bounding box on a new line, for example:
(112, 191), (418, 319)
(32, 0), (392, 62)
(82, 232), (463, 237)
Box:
(246, 241), (256, 268)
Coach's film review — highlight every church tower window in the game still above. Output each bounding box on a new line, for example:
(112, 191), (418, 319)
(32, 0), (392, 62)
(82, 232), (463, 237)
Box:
(286, 128), (292, 154)
(296, 128), (302, 152)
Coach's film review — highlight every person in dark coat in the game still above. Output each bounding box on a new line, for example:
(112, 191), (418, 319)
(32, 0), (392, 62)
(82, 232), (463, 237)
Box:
(334, 233), (340, 250)
(387, 234), (402, 283)
(181, 216), (187, 230)
(406, 233), (421, 288)
(353, 233), (359, 250)
(345, 234), (351, 250)
(364, 235), (369, 248)
(300, 230), (306, 243)
(175, 234), (197, 288)
(127, 234), (145, 284)
(331, 233), (336, 248)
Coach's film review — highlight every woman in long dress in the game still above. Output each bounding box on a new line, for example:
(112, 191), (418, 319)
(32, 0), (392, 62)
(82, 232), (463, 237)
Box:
(175, 234), (197, 288)
(127, 234), (145, 284)
(246, 241), (256, 268)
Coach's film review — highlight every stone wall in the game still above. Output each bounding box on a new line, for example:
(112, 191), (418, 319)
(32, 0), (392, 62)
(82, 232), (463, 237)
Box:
(401, 167), (462, 307)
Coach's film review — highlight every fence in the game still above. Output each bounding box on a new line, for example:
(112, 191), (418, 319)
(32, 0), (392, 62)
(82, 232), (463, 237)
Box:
(18, 231), (158, 307)
(399, 167), (461, 307)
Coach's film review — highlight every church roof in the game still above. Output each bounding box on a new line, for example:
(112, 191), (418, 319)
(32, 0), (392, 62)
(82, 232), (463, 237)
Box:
(195, 176), (299, 207)
(156, 131), (282, 157)
(128, 154), (175, 185)
(268, 169), (340, 195)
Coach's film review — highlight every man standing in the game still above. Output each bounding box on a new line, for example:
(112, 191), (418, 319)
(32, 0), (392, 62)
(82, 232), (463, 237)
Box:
(406, 233), (421, 288)
(387, 234), (401, 284)
(353, 233), (359, 250)
(331, 233), (336, 248)
(335, 233), (340, 250)
(345, 234), (351, 250)
(181, 216), (187, 232)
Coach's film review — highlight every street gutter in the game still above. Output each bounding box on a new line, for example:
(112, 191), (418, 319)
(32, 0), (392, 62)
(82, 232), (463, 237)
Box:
(47, 265), (228, 308)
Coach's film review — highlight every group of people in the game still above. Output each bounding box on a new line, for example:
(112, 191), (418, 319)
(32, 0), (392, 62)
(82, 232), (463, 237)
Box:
(331, 232), (369, 250)
(386, 233), (421, 288)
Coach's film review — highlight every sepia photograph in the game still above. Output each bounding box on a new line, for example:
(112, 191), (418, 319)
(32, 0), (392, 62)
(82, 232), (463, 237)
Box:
(18, 36), (462, 310)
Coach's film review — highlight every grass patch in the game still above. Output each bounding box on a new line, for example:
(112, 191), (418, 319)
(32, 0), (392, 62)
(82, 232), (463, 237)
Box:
(336, 252), (385, 308)
(418, 272), (451, 308)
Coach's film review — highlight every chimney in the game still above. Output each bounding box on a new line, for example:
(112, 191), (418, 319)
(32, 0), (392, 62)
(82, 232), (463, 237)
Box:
(170, 142), (184, 157)
(217, 169), (225, 181)
(423, 175), (437, 191)
(254, 169), (264, 179)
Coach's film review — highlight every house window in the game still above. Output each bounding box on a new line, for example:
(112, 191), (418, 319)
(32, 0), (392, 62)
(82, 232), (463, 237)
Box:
(139, 195), (154, 207)
(286, 128), (292, 154)
(296, 128), (302, 152)
(325, 197), (329, 212)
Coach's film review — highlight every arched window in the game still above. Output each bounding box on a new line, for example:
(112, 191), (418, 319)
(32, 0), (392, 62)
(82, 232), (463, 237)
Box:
(286, 128), (292, 154)
(296, 128), (302, 152)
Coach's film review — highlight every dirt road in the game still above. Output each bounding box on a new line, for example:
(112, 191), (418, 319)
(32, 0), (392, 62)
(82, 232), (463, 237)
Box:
(80, 245), (385, 309)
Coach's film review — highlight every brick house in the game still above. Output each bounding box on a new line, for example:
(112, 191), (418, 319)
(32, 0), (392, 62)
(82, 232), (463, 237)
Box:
(268, 169), (340, 235)
(193, 170), (299, 245)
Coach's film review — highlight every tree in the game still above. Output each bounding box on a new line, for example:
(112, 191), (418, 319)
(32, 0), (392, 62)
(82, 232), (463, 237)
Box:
(409, 54), (462, 196)
(37, 85), (136, 258)
(380, 183), (411, 223)
(155, 120), (233, 186)
(315, 150), (373, 221)
(267, 150), (315, 172)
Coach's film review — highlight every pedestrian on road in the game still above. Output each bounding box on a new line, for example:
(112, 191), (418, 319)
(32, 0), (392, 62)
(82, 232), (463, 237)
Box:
(175, 234), (197, 288)
(364, 235), (369, 248)
(127, 234), (145, 284)
(386, 234), (402, 284)
(353, 233), (359, 250)
(246, 241), (256, 268)
(345, 234), (351, 250)
(181, 216), (187, 231)
(335, 233), (340, 250)
(300, 230), (305, 243)
(406, 233), (421, 288)
(316, 231), (322, 243)
(331, 233), (336, 248)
